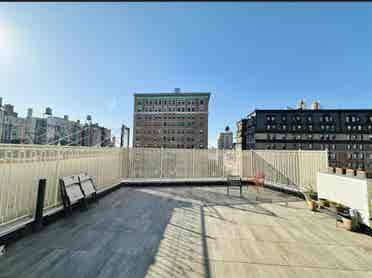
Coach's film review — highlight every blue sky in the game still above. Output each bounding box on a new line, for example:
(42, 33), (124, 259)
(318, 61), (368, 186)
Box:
(1, 3), (372, 146)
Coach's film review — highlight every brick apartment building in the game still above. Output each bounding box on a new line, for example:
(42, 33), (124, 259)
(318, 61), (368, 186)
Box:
(236, 100), (372, 170)
(133, 89), (210, 149)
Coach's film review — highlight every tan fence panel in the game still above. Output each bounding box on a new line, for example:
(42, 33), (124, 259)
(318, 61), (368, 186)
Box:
(299, 150), (329, 191)
(0, 145), (328, 227)
(0, 145), (125, 227)
(248, 150), (328, 192)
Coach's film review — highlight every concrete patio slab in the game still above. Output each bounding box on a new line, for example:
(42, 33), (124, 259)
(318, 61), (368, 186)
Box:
(1, 185), (371, 278)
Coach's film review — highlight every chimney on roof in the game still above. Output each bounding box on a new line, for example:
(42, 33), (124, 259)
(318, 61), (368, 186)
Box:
(311, 100), (320, 110)
(297, 99), (306, 110)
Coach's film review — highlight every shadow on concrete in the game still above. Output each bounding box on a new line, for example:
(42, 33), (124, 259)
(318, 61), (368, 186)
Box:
(0, 187), (213, 278)
(0, 185), (303, 278)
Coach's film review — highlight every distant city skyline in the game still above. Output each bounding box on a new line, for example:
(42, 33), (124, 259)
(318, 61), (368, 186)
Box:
(1, 3), (372, 146)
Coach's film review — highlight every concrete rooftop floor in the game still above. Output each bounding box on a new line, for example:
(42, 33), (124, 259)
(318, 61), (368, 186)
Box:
(1, 185), (372, 278)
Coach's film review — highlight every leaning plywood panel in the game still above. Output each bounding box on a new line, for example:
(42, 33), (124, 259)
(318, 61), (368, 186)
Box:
(317, 172), (371, 227)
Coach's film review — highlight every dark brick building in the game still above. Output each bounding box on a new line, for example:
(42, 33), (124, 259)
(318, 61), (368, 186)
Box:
(236, 105), (372, 170)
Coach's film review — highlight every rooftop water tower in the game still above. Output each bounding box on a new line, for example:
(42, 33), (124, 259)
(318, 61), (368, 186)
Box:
(27, 108), (33, 118)
(45, 107), (52, 116)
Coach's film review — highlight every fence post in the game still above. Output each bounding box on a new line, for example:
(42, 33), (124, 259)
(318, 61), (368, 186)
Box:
(32, 179), (46, 232)
(192, 148), (195, 178)
(126, 148), (130, 178)
(222, 149), (225, 177)
(250, 149), (254, 177)
(240, 149), (243, 177)
(54, 149), (62, 207)
(298, 149), (302, 191)
(160, 147), (163, 178)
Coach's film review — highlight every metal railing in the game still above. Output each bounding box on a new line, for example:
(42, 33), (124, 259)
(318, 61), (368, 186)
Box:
(0, 144), (328, 227)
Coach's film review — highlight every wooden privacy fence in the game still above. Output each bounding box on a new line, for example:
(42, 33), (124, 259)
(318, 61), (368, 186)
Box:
(0, 144), (328, 227)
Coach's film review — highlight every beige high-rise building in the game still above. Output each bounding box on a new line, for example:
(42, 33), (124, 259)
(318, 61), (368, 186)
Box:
(133, 89), (210, 149)
(217, 126), (233, 150)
